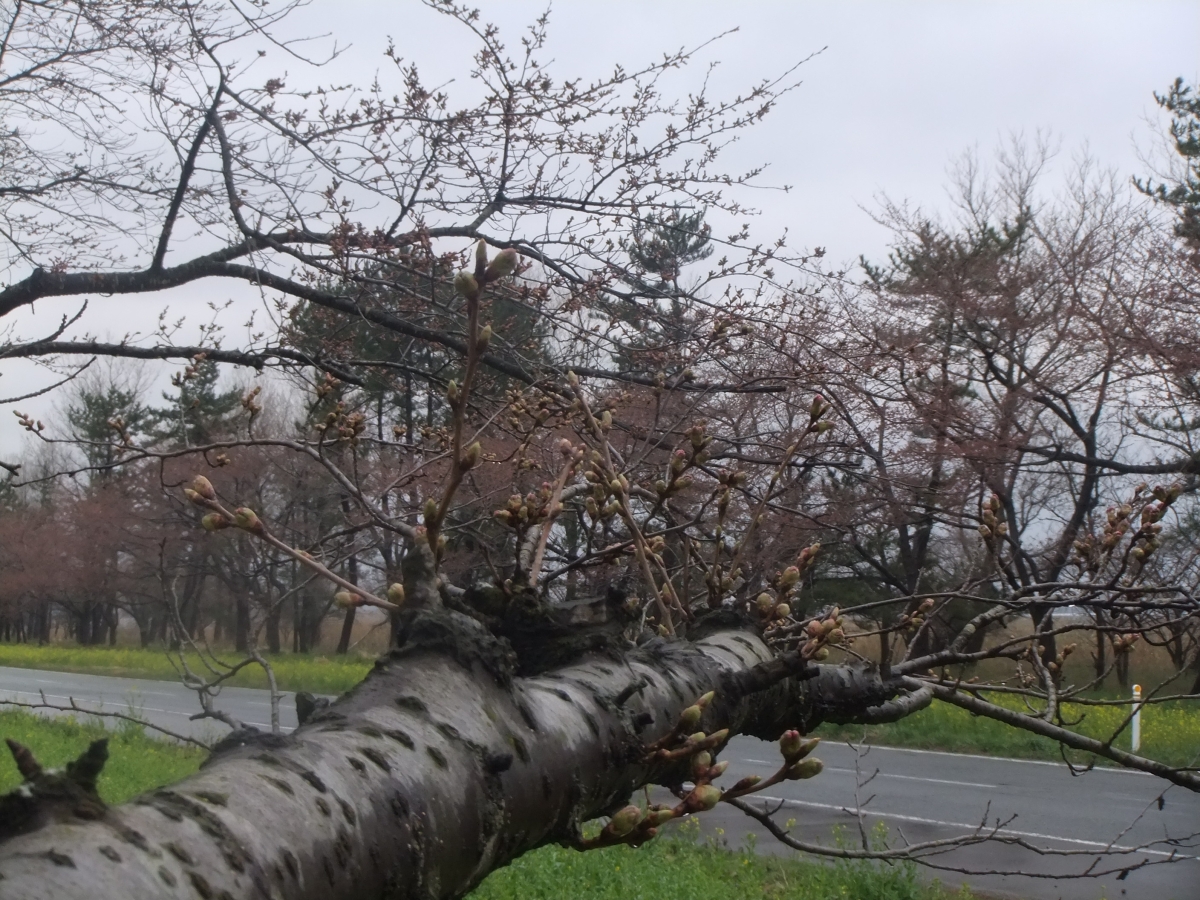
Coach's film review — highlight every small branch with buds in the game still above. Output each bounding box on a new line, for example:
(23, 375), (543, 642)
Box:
(183, 474), (403, 612)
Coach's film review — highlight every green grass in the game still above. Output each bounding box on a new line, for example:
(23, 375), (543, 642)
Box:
(815, 695), (1200, 769)
(470, 824), (973, 900)
(0, 711), (973, 900)
(0, 709), (205, 803)
(0, 643), (373, 695)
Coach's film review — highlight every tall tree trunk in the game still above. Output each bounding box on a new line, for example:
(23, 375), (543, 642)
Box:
(265, 604), (282, 654)
(0, 617), (902, 900)
(335, 553), (359, 655)
(235, 593), (250, 653)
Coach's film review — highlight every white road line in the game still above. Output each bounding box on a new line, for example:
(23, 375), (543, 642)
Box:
(736, 758), (995, 789)
(753, 795), (1197, 861)
(826, 766), (996, 789)
(837, 743), (1154, 776)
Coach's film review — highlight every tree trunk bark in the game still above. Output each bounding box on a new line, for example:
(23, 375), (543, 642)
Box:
(235, 593), (250, 653)
(0, 614), (894, 900)
(336, 553), (360, 655)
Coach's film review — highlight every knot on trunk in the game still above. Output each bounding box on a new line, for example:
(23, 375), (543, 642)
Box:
(0, 739), (109, 843)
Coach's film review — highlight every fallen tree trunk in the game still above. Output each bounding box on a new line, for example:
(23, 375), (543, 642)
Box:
(0, 613), (892, 900)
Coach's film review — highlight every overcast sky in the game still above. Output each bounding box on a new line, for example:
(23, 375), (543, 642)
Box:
(2, 1), (1197, 457)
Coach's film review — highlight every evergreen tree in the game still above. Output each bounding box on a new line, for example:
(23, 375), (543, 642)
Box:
(613, 206), (713, 374)
(150, 358), (242, 447)
(1138, 78), (1200, 248)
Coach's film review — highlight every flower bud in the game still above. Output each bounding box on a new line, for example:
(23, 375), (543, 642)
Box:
(785, 757), (824, 780)
(454, 271), (479, 298)
(334, 591), (362, 609)
(201, 513), (230, 532)
(686, 783), (722, 812)
(387, 583), (406, 606)
(692, 751), (712, 779)
(462, 441), (482, 470)
(779, 566), (800, 588)
(424, 498), (439, 523)
(191, 475), (217, 500)
(780, 729), (803, 759)
(607, 804), (642, 837)
(233, 507), (263, 534)
(476, 324), (493, 352)
(446, 380), (459, 405)
(775, 604), (791, 619)
(708, 759), (729, 778)
(647, 808), (676, 826)
(484, 247), (520, 281)
(731, 774), (761, 792)
(678, 704), (702, 731)
(696, 690), (715, 710)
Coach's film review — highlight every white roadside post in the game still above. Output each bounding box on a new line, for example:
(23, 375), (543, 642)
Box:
(1132, 683), (1142, 752)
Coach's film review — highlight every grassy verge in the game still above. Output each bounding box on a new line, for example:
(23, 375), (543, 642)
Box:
(470, 825), (973, 900)
(5, 642), (1195, 771)
(0, 711), (974, 900)
(0, 709), (205, 803)
(0, 643), (373, 695)
(815, 695), (1200, 769)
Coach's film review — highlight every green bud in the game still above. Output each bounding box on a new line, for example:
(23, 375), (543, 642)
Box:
(691, 751), (712, 779)
(780, 731), (819, 762)
(678, 705), (702, 731)
(786, 757), (823, 780)
(191, 475), (217, 500)
(201, 513), (230, 532)
(607, 804), (642, 837)
(647, 808), (676, 826)
(334, 591), (361, 609)
(476, 324), (493, 352)
(424, 498), (439, 523)
(454, 271), (479, 298)
(731, 774), (761, 792)
(233, 507), (263, 534)
(484, 247), (520, 281)
(686, 783), (722, 812)
(387, 583), (406, 606)
(462, 441), (482, 470)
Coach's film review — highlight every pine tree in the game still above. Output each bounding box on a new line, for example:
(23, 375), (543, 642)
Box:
(149, 358), (242, 448)
(613, 206), (713, 374)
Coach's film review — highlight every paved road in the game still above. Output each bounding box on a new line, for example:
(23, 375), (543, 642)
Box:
(2, 665), (1197, 900)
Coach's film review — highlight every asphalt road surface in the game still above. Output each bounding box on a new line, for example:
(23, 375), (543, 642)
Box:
(2, 665), (1197, 900)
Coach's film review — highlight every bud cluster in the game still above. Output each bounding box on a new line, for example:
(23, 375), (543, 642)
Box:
(797, 605), (843, 662)
(576, 691), (827, 854)
(752, 542), (823, 628)
(897, 597), (936, 636)
(1044, 641), (1077, 675)
(1071, 482), (1182, 571)
(241, 385), (263, 419)
(978, 493), (1008, 545)
(493, 486), (557, 531)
